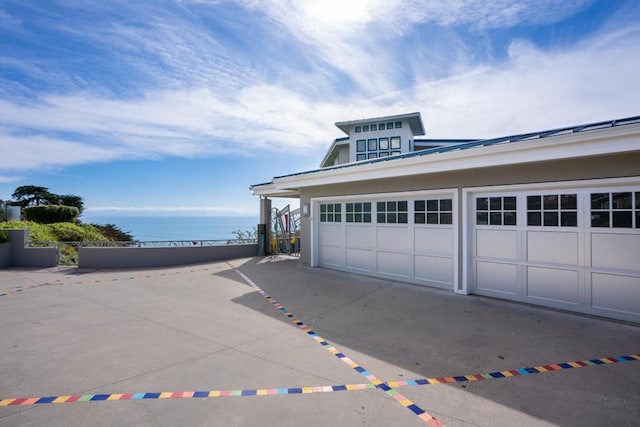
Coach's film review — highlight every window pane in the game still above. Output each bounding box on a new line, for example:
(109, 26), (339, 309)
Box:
(426, 199), (438, 211)
(377, 201), (386, 212)
(637, 212), (640, 228)
(379, 152), (389, 157)
(415, 213), (426, 224)
(415, 200), (425, 211)
(346, 213), (354, 222)
(613, 211), (632, 228)
(335, 204), (341, 212)
(528, 212), (542, 226)
(356, 140), (366, 152)
(503, 197), (517, 210)
(490, 212), (502, 225)
(363, 125), (369, 132)
(371, 124), (377, 131)
(346, 203), (353, 213)
(368, 139), (377, 151)
(613, 192), (632, 209)
(335, 214), (341, 222)
(591, 211), (609, 227)
(543, 211), (558, 226)
(355, 213), (362, 222)
(390, 137), (401, 149)
(427, 213), (438, 224)
(379, 138), (389, 150)
(328, 204), (334, 213)
(387, 213), (397, 223)
(476, 197), (488, 210)
(368, 153), (378, 159)
(398, 201), (408, 211)
(355, 126), (361, 133)
(561, 194), (577, 210)
(363, 213), (371, 223)
(377, 213), (386, 223)
(320, 213), (327, 222)
(395, 121), (402, 128)
(561, 212), (577, 227)
(636, 192), (640, 209)
(387, 201), (397, 211)
(398, 213), (408, 223)
(354, 203), (362, 213)
(490, 197), (502, 210)
(591, 193), (609, 209)
(543, 195), (558, 210)
(503, 212), (517, 226)
(390, 151), (401, 155)
(440, 213), (452, 224)
(527, 195), (541, 210)
(357, 154), (366, 161)
(386, 122), (393, 129)
(477, 212), (488, 225)
(440, 199), (452, 211)
(320, 204), (327, 213)
(378, 123), (385, 129)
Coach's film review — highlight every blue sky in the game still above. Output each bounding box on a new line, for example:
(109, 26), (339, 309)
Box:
(1, 0), (638, 218)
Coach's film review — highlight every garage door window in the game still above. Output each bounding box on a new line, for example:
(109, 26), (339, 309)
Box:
(415, 199), (453, 224)
(476, 196), (516, 225)
(377, 201), (408, 224)
(527, 194), (577, 227)
(320, 203), (342, 223)
(346, 202), (372, 223)
(591, 192), (639, 228)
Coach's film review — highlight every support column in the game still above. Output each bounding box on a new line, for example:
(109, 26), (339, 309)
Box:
(259, 197), (272, 255)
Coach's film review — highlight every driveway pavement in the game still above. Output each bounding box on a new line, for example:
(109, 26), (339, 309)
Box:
(0, 256), (638, 426)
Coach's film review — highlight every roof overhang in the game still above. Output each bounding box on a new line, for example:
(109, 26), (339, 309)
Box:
(250, 182), (300, 198)
(319, 137), (349, 168)
(335, 112), (425, 136)
(259, 122), (640, 194)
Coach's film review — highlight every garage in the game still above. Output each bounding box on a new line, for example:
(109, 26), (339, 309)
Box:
(466, 178), (640, 323)
(313, 190), (457, 290)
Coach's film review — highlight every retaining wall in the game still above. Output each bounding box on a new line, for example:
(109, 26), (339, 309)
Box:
(0, 229), (58, 268)
(78, 244), (258, 269)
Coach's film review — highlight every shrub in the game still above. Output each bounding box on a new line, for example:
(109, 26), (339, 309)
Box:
(0, 221), (57, 241)
(23, 205), (79, 224)
(0, 230), (8, 243)
(49, 223), (108, 242)
(90, 223), (134, 241)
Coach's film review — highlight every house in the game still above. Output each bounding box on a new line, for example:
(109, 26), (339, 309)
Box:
(251, 112), (640, 323)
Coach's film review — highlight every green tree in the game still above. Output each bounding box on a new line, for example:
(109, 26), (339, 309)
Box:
(57, 194), (85, 214)
(11, 185), (55, 207)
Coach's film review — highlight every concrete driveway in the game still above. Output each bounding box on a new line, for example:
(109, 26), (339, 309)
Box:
(0, 256), (638, 426)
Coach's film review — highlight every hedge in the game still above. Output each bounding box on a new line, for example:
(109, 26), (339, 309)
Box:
(0, 230), (8, 244)
(23, 205), (79, 224)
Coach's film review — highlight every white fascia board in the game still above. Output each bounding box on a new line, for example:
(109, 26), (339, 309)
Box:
(250, 183), (299, 197)
(271, 124), (640, 191)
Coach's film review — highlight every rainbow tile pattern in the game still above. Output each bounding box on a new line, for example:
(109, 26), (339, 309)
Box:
(230, 264), (443, 426)
(0, 353), (637, 407)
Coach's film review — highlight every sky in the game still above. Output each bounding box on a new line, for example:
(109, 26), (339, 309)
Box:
(0, 0), (639, 218)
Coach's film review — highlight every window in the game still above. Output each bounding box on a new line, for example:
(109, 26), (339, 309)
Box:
(320, 203), (341, 223)
(346, 202), (372, 223)
(355, 126), (361, 133)
(371, 124), (377, 131)
(591, 192), (639, 228)
(363, 125), (369, 132)
(415, 199), (452, 225)
(476, 196), (517, 225)
(527, 194), (577, 227)
(386, 122), (393, 129)
(356, 136), (401, 160)
(394, 121), (402, 128)
(377, 201), (408, 224)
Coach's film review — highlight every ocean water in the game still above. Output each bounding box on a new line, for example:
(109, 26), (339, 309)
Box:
(81, 216), (259, 242)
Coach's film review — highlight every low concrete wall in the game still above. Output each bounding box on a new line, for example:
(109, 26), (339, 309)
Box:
(78, 244), (258, 269)
(0, 242), (10, 268)
(3, 229), (58, 268)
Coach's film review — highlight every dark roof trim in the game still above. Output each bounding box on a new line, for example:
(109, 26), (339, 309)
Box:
(273, 115), (640, 181)
(335, 112), (425, 136)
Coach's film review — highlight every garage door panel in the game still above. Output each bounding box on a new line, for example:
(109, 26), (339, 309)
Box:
(377, 251), (410, 278)
(415, 228), (453, 255)
(346, 225), (373, 249)
(476, 229), (517, 260)
(592, 233), (640, 271)
(592, 273), (640, 315)
(415, 255), (452, 284)
(476, 262), (517, 295)
(377, 227), (410, 252)
(319, 246), (345, 268)
(527, 266), (578, 304)
(347, 248), (373, 271)
(527, 232), (578, 265)
(318, 224), (344, 246)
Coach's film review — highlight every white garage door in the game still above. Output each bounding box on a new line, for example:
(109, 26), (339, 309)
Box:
(314, 191), (457, 290)
(469, 181), (640, 323)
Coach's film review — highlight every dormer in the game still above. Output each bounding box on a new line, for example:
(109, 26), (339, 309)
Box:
(321, 112), (426, 167)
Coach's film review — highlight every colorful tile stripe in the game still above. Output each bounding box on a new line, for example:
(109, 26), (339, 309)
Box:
(1, 353), (637, 407)
(228, 263), (443, 427)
